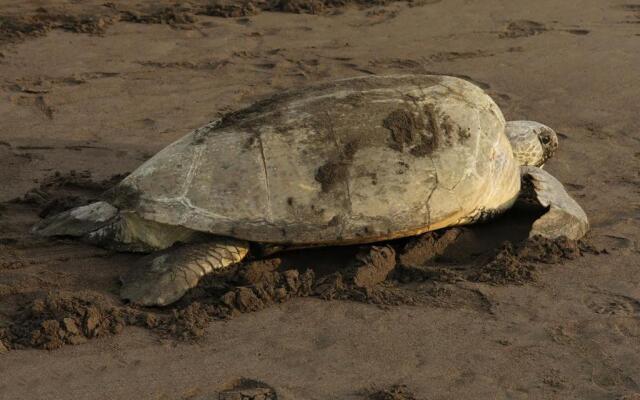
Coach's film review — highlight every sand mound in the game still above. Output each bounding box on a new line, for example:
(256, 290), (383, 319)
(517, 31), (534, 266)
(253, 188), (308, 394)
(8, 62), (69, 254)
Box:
(169, 245), (399, 339)
(0, 245), (405, 347)
(0, 12), (114, 44)
(4, 291), (131, 350)
(472, 236), (600, 285)
(313, 245), (401, 302)
(471, 242), (538, 285)
(397, 228), (463, 267)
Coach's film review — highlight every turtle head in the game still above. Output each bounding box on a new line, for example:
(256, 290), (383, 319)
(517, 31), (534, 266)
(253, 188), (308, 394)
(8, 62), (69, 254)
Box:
(505, 121), (558, 167)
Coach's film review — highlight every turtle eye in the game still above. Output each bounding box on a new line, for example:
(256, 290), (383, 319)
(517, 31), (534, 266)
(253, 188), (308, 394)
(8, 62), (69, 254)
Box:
(539, 132), (551, 144)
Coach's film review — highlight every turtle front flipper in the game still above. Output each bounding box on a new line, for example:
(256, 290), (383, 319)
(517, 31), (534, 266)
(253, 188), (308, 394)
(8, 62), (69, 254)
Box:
(120, 238), (249, 306)
(521, 166), (589, 240)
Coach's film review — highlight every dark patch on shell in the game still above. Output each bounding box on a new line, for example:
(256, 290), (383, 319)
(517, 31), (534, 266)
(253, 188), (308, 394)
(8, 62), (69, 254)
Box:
(383, 107), (436, 157)
(314, 138), (360, 193)
(383, 104), (470, 157)
(315, 161), (348, 192)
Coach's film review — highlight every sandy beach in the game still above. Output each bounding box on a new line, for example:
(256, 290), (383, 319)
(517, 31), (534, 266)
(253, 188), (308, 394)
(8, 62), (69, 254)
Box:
(0, 1), (639, 399)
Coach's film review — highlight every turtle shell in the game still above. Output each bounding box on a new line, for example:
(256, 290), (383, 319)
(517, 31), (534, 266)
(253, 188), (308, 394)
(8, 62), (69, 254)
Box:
(110, 75), (521, 244)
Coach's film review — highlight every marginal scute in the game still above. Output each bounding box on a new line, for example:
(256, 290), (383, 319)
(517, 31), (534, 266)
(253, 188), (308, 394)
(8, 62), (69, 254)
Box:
(110, 74), (521, 245)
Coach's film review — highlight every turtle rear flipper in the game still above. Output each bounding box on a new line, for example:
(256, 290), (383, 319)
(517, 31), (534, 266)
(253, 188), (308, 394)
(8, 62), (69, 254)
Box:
(32, 201), (118, 237)
(120, 238), (249, 306)
(33, 201), (196, 252)
(521, 166), (589, 240)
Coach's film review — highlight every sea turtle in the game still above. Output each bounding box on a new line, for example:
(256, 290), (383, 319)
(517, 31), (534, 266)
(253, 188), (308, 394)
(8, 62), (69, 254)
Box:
(33, 74), (589, 306)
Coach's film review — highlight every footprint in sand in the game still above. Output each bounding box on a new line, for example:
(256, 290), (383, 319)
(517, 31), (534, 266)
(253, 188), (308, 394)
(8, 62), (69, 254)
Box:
(586, 292), (640, 317)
